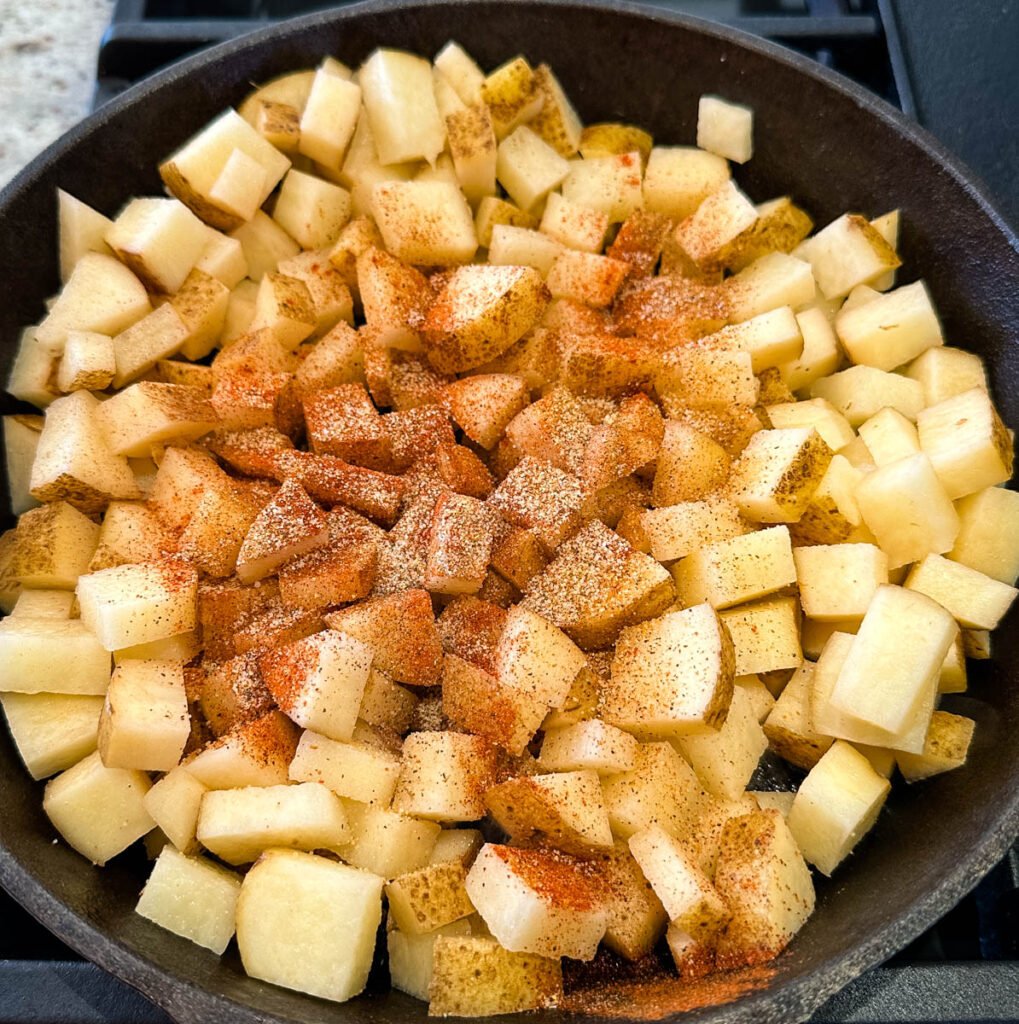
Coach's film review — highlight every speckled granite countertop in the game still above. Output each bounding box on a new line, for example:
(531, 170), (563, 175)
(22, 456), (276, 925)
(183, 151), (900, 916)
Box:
(0, 0), (114, 188)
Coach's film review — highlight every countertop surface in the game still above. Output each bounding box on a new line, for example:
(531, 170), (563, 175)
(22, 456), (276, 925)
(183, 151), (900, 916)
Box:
(0, 0), (114, 190)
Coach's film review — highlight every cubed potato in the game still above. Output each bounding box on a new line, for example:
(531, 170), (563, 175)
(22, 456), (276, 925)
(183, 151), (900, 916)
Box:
(56, 331), (116, 393)
(857, 407), (919, 467)
(249, 271), (316, 350)
(423, 263), (548, 374)
(7, 330), (55, 409)
(143, 766), (207, 853)
(236, 848), (383, 1003)
(195, 229), (249, 289)
(651, 423), (730, 507)
(854, 452), (959, 569)
(765, 398), (854, 454)
(136, 845), (241, 954)
(430, 829), (484, 868)
(389, 917), (473, 1001)
(485, 770), (614, 853)
(540, 192), (608, 253)
(905, 554), (1017, 630)
(276, 250), (354, 338)
(787, 740), (890, 876)
(666, 926), (716, 980)
(641, 498), (747, 564)
(672, 525), (796, 610)
(527, 63), (582, 157)
(11, 501), (99, 588)
(538, 719), (639, 775)
(736, 675), (776, 724)
(718, 597), (802, 678)
(196, 781), (350, 864)
(442, 373), (529, 450)
(184, 711), (299, 790)
(43, 750), (153, 865)
(811, 364), (924, 427)
(339, 802), (440, 877)
(917, 387), (1012, 500)
(10, 588), (74, 619)
(480, 56), (543, 140)
(779, 306), (840, 391)
(488, 224), (564, 275)
(675, 180), (758, 265)
(434, 42), (484, 105)
(794, 543), (888, 621)
(97, 659), (189, 772)
(795, 213), (900, 301)
(562, 153), (643, 225)
(904, 346), (988, 406)
(293, 70), (359, 169)
(726, 252), (816, 322)
(445, 103), (498, 205)
(0, 529), (21, 613)
(642, 146), (729, 220)
(77, 561), (198, 651)
(30, 391), (140, 514)
(0, 616), (111, 695)
(629, 824), (730, 940)
(697, 95), (753, 164)
(386, 860), (475, 934)
(429, 935), (563, 1017)
(788, 454), (865, 546)
(57, 189), (114, 282)
(496, 126), (570, 212)
(289, 729), (401, 806)
(713, 809), (815, 968)
(896, 710), (976, 782)
(504, 383), (591, 476)
(96, 382), (218, 458)
(830, 585), (957, 736)
(230, 211), (301, 280)
(602, 740), (707, 841)
(579, 123), (653, 165)
(112, 304), (193, 389)
(949, 486), (1019, 585)
(357, 669), (417, 734)
(0, 692), (102, 780)
(464, 844), (607, 961)
(3, 414), (42, 517)
(372, 181), (477, 266)
(392, 731), (498, 822)
(547, 250), (630, 308)
(763, 662), (834, 770)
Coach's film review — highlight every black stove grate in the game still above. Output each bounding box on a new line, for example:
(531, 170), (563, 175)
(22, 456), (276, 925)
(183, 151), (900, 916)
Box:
(3, 1), (1018, 1021)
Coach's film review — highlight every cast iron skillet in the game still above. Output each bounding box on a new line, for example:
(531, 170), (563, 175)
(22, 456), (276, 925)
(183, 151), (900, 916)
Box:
(0, 1), (1017, 1021)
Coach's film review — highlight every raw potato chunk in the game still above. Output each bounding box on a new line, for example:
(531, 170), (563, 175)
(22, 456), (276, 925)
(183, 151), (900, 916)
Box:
(392, 731), (498, 822)
(96, 382), (218, 457)
(905, 554), (1017, 630)
(98, 659), (189, 772)
(465, 844), (607, 961)
(58, 189), (113, 281)
(719, 597), (802, 677)
(641, 499), (747, 564)
(795, 213), (900, 301)
(78, 561), (198, 651)
(763, 663), (834, 770)
(43, 750), (153, 865)
(185, 711), (299, 790)
(442, 374), (529, 449)
(589, 840), (668, 961)
(298, 70), (361, 168)
(386, 861), (474, 934)
(787, 740), (890, 876)
(446, 103), (498, 204)
(765, 398), (853, 453)
(430, 829), (484, 867)
(143, 766), (207, 853)
(259, 629), (372, 741)
(388, 918), (472, 1001)
(236, 849), (383, 1003)
(643, 146), (730, 220)
(905, 346), (987, 405)
(11, 500), (99, 588)
(562, 152), (644, 223)
(488, 225), (563, 274)
(538, 719), (640, 775)
(57, 331), (116, 392)
(371, 181), (477, 266)
(949, 486), (1019, 584)
(340, 804), (441, 878)
(422, 264), (548, 374)
(629, 824), (730, 940)
(197, 781), (350, 864)
(0, 616), (111, 695)
(0, 692), (102, 780)
(602, 603), (734, 739)
(810, 364), (924, 427)
(857, 407), (919, 466)
(496, 126), (570, 211)
(713, 809), (815, 969)
(10, 589), (74, 619)
(697, 95), (753, 164)
(429, 935), (563, 1017)
(136, 846), (241, 954)
(481, 57), (543, 139)
(289, 730), (401, 806)
(897, 710), (975, 782)
(794, 543), (889, 621)
(835, 280), (942, 370)
(675, 181), (758, 265)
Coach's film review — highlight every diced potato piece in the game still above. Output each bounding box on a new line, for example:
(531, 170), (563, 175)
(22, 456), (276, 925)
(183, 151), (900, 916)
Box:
(389, 918), (472, 1001)
(430, 829), (484, 868)
(236, 848), (383, 1003)
(7, 329), (56, 410)
(10, 589), (74, 619)
(787, 740), (890, 875)
(249, 271), (316, 350)
(3, 414), (42, 516)
(795, 213), (900, 300)
(949, 486), (1019, 584)
(442, 373), (529, 451)
(641, 498), (747, 564)
(701, 306), (803, 375)
(136, 846), (240, 954)
(112, 304), (192, 389)
(538, 192), (606, 253)
(697, 94), (753, 163)
(672, 525), (796, 610)
(666, 926), (716, 979)
(475, 195), (537, 247)
(429, 935), (563, 1017)
(562, 152), (643, 223)
(629, 824), (730, 939)
(905, 554), (1017, 630)
(736, 675), (776, 724)
(675, 180), (758, 265)
(780, 306), (840, 391)
(857, 407), (919, 467)
(896, 710), (976, 782)
(765, 398), (854, 453)
(547, 250), (629, 308)
(298, 70), (361, 168)
(58, 189), (114, 282)
(195, 229), (248, 288)
(185, 711), (298, 790)
(43, 750), (153, 865)
(525, 63), (581, 157)
(580, 123), (653, 164)
(788, 453), (866, 549)
(830, 585), (957, 735)
(358, 668), (417, 734)
(718, 597), (801, 678)
(272, 169), (351, 250)
(917, 387), (1012, 499)
(57, 330), (115, 392)
(465, 844), (607, 961)
(445, 103), (498, 205)
(763, 662), (834, 770)
(11, 501), (98, 588)
(794, 543), (888, 621)
(0, 616), (111, 695)
(423, 264), (548, 374)
(538, 719), (639, 775)
(651, 423), (730, 507)
(434, 42), (484, 105)
(673, 686), (768, 800)
(289, 729), (401, 806)
(657, 347), (758, 409)
(96, 382), (217, 458)
(727, 252), (816, 322)
(854, 452), (959, 569)
(143, 766), (206, 853)
(196, 781), (349, 864)
(392, 731), (498, 822)
(726, 427), (832, 523)
(485, 770), (613, 853)
(339, 802), (438, 877)
(230, 211), (301, 280)
(602, 603), (733, 740)
(713, 809), (815, 969)
(97, 659), (188, 772)
(496, 126), (570, 212)
(835, 280), (942, 370)
(386, 860), (474, 934)
(642, 146), (729, 220)
(488, 224), (564, 275)
(0, 692), (102, 780)
(904, 346), (988, 406)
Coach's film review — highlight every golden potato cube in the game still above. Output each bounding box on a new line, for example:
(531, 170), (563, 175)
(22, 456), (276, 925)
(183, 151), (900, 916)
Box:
(794, 543), (888, 621)
(57, 330), (115, 392)
(474, 195), (537, 248)
(905, 553), (1017, 630)
(765, 398), (854, 453)
(372, 181), (477, 266)
(386, 861), (475, 935)
(651, 422), (730, 507)
(795, 213), (900, 301)
(538, 719), (640, 775)
(359, 668), (418, 734)
(9, 588), (74, 619)
(249, 271), (316, 350)
(464, 844), (607, 961)
(713, 809), (815, 969)
(580, 123), (653, 164)
(896, 710), (976, 782)
(236, 848), (383, 1003)
(629, 824), (730, 940)
(835, 280), (942, 370)
(546, 250), (629, 308)
(496, 126), (569, 212)
(641, 498), (748, 564)
(392, 731), (498, 822)
(726, 251), (816, 322)
(428, 935), (563, 1017)
(143, 766), (207, 853)
(810, 364), (924, 427)
(763, 662), (834, 770)
(735, 674), (776, 724)
(136, 845), (240, 953)
(272, 169), (351, 252)
(718, 596), (802, 677)
(527, 63), (582, 157)
(43, 750), (153, 865)
(675, 180), (758, 265)
(949, 486), (1019, 585)
(642, 146), (729, 220)
(0, 616), (110, 696)
(289, 729), (401, 806)
(11, 500), (99, 588)
(443, 373), (529, 450)
(194, 229), (248, 289)
(488, 224), (564, 275)
(904, 345), (987, 406)
(339, 803), (441, 878)
(0, 692), (102, 780)
(185, 711), (299, 790)
(697, 94), (753, 164)
(434, 42), (484, 105)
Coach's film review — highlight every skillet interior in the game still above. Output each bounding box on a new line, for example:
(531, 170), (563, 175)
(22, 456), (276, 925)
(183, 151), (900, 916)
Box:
(0, 2), (1017, 1022)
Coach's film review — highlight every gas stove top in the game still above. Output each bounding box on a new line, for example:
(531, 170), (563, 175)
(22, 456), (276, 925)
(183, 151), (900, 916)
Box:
(1, 1), (1017, 1021)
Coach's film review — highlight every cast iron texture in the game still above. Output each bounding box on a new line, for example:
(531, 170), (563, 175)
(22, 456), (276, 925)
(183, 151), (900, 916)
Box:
(0, 2), (1017, 1023)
